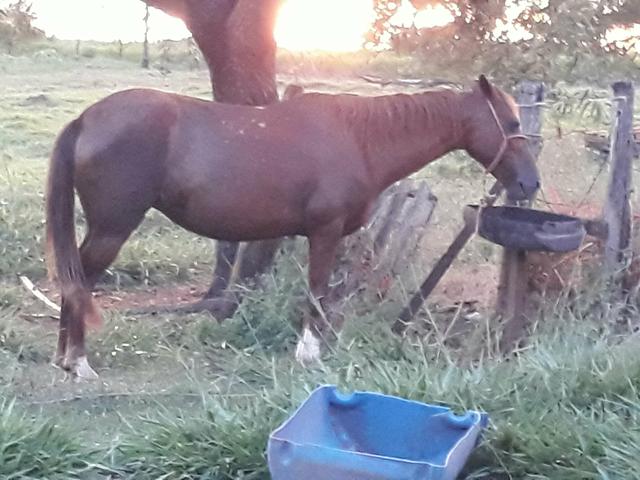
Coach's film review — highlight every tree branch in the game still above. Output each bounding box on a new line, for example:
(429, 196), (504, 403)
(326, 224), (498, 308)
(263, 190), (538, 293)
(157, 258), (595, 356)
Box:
(141, 0), (187, 19)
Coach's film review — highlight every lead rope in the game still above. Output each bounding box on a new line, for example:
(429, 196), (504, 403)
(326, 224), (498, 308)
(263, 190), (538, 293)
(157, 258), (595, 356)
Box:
(485, 98), (529, 174)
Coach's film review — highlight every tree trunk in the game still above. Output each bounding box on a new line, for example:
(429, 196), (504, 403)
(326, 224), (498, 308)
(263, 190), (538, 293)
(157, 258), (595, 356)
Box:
(146, 0), (280, 105)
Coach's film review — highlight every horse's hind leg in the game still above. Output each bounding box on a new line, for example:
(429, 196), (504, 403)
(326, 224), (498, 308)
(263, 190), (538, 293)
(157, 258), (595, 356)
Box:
(54, 299), (70, 369)
(58, 218), (144, 379)
(80, 230), (138, 288)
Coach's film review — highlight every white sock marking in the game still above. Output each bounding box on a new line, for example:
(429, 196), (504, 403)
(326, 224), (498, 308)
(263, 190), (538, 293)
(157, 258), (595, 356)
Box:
(295, 327), (321, 365)
(73, 355), (99, 381)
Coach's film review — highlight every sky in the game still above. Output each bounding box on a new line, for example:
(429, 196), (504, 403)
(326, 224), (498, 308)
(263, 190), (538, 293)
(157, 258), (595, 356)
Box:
(3, 0), (457, 51)
(12, 0), (191, 43)
(11, 0), (636, 51)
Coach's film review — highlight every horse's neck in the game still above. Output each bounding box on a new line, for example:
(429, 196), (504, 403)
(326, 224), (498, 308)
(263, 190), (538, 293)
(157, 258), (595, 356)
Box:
(343, 91), (466, 189)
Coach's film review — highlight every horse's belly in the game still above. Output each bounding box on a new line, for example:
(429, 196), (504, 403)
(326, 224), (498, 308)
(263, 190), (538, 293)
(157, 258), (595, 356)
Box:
(157, 190), (304, 241)
(189, 215), (301, 241)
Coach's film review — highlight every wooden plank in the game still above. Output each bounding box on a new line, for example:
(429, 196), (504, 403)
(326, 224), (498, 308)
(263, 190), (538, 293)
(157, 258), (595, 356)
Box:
(333, 180), (437, 301)
(603, 81), (635, 271)
(584, 126), (640, 158)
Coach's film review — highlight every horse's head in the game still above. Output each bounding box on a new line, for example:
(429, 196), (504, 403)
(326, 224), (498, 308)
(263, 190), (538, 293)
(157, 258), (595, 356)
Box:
(463, 75), (540, 202)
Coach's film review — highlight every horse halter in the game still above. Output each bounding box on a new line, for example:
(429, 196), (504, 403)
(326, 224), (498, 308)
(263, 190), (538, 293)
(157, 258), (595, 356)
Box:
(484, 98), (528, 173)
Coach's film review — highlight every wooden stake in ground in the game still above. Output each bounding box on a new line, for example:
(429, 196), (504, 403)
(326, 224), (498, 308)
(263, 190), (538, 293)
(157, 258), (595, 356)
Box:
(603, 81), (635, 273)
(498, 81), (545, 354)
(142, 4), (150, 69)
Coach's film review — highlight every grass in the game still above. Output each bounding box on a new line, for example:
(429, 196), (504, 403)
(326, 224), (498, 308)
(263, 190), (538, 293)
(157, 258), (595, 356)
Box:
(0, 399), (97, 479)
(1, 48), (640, 478)
(6, 315), (640, 479)
(3, 287), (640, 479)
(4, 257), (640, 479)
(108, 314), (640, 479)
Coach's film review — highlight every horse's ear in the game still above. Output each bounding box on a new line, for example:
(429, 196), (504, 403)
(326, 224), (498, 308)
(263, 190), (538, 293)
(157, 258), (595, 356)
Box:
(478, 74), (493, 98)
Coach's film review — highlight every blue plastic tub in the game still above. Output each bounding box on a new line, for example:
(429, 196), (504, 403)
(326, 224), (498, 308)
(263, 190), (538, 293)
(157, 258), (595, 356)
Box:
(267, 385), (488, 480)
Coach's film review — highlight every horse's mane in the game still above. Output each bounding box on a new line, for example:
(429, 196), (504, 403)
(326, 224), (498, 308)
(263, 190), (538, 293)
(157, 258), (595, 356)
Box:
(298, 89), (464, 153)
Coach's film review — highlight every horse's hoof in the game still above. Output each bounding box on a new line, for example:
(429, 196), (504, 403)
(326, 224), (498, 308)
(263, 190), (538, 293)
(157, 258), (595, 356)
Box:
(295, 327), (322, 365)
(189, 297), (238, 320)
(52, 354), (66, 370)
(71, 356), (99, 381)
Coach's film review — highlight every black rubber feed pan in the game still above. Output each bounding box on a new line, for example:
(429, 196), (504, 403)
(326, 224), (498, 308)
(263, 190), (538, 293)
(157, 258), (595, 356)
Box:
(468, 205), (586, 252)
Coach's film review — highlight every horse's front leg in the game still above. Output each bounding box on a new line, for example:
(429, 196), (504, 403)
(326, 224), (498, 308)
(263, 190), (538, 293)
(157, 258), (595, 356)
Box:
(295, 220), (344, 365)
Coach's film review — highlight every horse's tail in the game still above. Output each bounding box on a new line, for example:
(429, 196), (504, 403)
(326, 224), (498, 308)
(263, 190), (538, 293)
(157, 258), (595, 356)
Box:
(45, 117), (101, 328)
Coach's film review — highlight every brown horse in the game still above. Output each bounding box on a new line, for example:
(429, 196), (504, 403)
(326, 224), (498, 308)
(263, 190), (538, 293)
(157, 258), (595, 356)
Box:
(46, 75), (539, 379)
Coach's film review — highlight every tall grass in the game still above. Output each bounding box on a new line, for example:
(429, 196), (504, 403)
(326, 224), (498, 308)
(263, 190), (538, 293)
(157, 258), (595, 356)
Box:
(4, 310), (640, 478)
(117, 395), (288, 479)
(0, 399), (97, 479)
(111, 321), (640, 479)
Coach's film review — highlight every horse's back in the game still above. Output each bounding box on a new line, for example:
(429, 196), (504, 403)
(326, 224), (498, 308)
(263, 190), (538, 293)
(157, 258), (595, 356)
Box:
(75, 88), (179, 159)
(71, 87), (374, 240)
(72, 89), (181, 223)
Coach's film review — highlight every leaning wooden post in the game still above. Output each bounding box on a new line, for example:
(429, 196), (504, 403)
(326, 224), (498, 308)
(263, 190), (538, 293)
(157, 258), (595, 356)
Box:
(392, 182), (504, 334)
(498, 81), (545, 354)
(603, 81), (635, 273)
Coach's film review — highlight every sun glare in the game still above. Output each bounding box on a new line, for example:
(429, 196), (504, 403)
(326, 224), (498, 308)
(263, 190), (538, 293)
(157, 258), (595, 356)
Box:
(390, 2), (454, 30)
(20, 0), (636, 54)
(275, 0), (375, 52)
(28, 0), (189, 42)
(415, 5), (455, 29)
(21, 0), (516, 52)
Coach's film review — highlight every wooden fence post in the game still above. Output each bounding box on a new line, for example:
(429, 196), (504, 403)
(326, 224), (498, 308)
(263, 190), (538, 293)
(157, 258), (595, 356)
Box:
(498, 80), (545, 354)
(603, 81), (635, 272)
(142, 4), (150, 69)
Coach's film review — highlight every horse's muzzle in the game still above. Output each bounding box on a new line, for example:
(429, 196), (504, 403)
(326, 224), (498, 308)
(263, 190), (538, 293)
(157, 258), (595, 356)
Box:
(507, 179), (540, 202)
